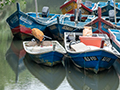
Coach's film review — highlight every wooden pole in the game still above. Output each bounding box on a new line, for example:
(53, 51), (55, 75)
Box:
(113, 0), (117, 25)
(35, 0), (38, 19)
(98, 7), (101, 31)
(75, 0), (82, 26)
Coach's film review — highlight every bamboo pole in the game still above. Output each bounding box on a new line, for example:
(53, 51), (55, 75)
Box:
(75, 0), (82, 26)
(113, 0), (117, 25)
(35, 0), (38, 19)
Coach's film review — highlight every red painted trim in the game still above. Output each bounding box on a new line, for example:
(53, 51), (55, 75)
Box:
(81, 3), (93, 12)
(20, 25), (32, 35)
(98, 20), (101, 31)
(11, 26), (20, 34)
(86, 18), (99, 26)
(100, 19), (115, 27)
(98, 7), (101, 19)
(98, 8), (101, 31)
(60, 0), (77, 9)
(86, 7), (115, 28)
(11, 25), (32, 35)
(81, 17), (87, 20)
(94, 29), (110, 37)
(87, 17), (115, 28)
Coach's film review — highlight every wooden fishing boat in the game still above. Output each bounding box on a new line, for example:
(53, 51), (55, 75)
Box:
(108, 29), (120, 54)
(23, 40), (66, 66)
(24, 54), (65, 90)
(85, 7), (120, 38)
(6, 3), (59, 40)
(60, 0), (96, 15)
(93, 0), (120, 16)
(65, 59), (118, 90)
(64, 30), (119, 73)
(47, 14), (95, 41)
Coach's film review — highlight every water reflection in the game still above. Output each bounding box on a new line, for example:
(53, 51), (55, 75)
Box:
(24, 54), (66, 90)
(114, 59), (120, 76)
(64, 59), (119, 90)
(5, 38), (26, 83)
(4, 38), (120, 90)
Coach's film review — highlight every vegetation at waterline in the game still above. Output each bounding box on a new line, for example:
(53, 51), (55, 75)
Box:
(0, 0), (26, 9)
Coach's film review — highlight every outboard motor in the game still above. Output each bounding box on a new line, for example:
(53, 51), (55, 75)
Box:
(109, 10), (115, 22)
(42, 6), (49, 17)
(74, 8), (82, 21)
(85, 1), (92, 7)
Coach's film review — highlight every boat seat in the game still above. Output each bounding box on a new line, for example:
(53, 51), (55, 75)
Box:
(79, 36), (102, 48)
(71, 42), (90, 52)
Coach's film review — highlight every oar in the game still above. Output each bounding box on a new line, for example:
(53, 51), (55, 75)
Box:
(43, 35), (52, 40)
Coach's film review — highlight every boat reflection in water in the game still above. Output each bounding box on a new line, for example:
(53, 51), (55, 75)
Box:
(24, 54), (66, 90)
(64, 59), (119, 90)
(114, 59), (120, 77)
(5, 38), (26, 82)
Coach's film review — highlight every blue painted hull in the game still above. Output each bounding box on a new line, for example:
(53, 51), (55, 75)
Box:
(28, 51), (64, 66)
(47, 23), (82, 40)
(109, 29), (120, 53)
(6, 10), (47, 32)
(47, 14), (94, 40)
(112, 41), (120, 53)
(68, 50), (118, 72)
(90, 20), (112, 37)
(93, 0), (120, 16)
(86, 7), (120, 38)
(6, 3), (55, 40)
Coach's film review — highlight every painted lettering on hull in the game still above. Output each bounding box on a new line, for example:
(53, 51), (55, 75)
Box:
(84, 56), (98, 61)
(62, 26), (74, 31)
(49, 25), (57, 30)
(20, 16), (33, 25)
(10, 15), (18, 24)
(65, 5), (72, 12)
(102, 57), (111, 62)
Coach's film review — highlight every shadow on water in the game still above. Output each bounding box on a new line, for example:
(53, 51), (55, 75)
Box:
(64, 58), (119, 90)
(114, 59), (120, 76)
(4, 37), (120, 90)
(23, 53), (66, 90)
(5, 38), (26, 83)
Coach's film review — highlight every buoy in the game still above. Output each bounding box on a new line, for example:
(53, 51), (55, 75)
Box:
(32, 28), (44, 42)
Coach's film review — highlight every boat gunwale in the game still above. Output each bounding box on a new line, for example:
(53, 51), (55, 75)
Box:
(23, 41), (66, 55)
